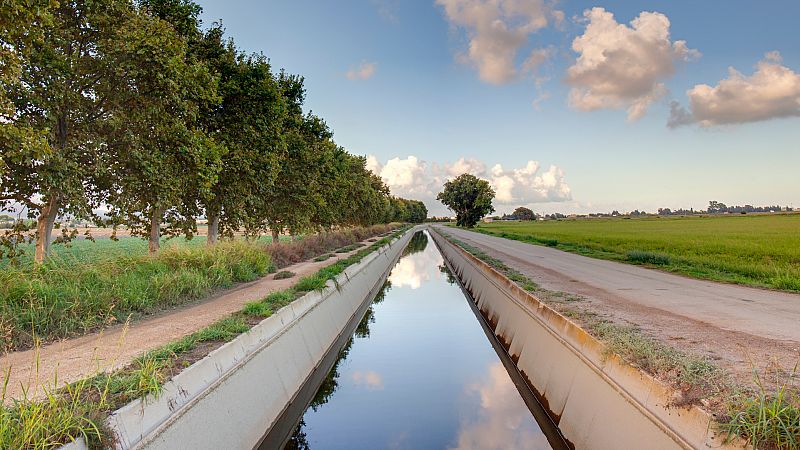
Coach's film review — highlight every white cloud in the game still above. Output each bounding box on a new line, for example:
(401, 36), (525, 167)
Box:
(449, 362), (549, 450)
(566, 7), (699, 121)
(351, 370), (384, 390)
(346, 61), (377, 80)
(367, 155), (571, 215)
(669, 51), (800, 128)
(436, 0), (560, 85)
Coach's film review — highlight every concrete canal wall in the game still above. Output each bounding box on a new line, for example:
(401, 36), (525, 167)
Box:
(431, 228), (738, 450)
(80, 227), (418, 450)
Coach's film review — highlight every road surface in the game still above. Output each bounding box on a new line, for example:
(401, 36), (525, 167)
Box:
(437, 225), (800, 380)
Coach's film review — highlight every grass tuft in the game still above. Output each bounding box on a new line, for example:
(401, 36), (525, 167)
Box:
(627, 250), (672, 266)
(722, 365), (800, 450)
(273, 270), (295, 280)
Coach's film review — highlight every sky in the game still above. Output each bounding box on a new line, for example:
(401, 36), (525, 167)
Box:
(195, 0), (800, 216)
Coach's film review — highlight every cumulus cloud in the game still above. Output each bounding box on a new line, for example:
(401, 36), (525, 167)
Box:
(436, 0), (561, 84)
(566, 7), (699, 121)
(346, 61), (377, 80)
(367, 155), (571, 215)
(669, 51), (800, 128)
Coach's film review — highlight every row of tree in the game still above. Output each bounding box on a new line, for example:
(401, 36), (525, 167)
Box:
(0, 0), (426, 263)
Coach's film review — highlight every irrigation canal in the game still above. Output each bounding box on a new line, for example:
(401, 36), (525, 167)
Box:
(264, 230), (568, 449)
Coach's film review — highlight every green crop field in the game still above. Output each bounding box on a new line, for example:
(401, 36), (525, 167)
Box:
(0, 235), (280, 269)
(474, 214), (800, 292)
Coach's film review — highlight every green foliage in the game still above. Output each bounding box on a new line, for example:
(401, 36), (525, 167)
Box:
(437, 174), (495, 227)
(1, 0), (421, 265)
(242, 301), (272, 318)
(0, 241), (271, 351)
(0, 375), (109, 449)
(512, 206), (535, 221)
(273, 270), (295, 280)
(1, 0), (145, 263)
(723, 366), (800, 450)
(627, 250), (672, 265)
(476, 214), (800, 291)
(385, 197), (427, 223)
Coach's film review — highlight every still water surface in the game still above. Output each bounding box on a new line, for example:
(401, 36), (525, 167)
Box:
(283, 231), (557, 449)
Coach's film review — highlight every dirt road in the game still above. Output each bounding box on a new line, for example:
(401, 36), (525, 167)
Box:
(1, 247), (366, 402)
(437, 226), (800, 382)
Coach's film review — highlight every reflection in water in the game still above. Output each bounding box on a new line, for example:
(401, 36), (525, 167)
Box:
(283, 231), (555, 449)
(449, 363), (550, 450)
(439, 263), (458, 285)
(285, 281), (392, 449)
(389, 232), (441, 289)
(401, 230), (428, 256)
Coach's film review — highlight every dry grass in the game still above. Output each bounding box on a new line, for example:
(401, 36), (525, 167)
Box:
(268, 224), (394, 268)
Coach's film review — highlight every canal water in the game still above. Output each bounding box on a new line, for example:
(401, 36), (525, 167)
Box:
(279, 230), (565, 450)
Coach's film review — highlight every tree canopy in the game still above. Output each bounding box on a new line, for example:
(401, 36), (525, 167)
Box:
(0, 0), (427, 262)
(512, 206), (535, 221)
(437, 174), (495, 228)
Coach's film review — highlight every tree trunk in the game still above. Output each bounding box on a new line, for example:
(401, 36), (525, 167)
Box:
(33, 196), (59, 264)
(271, 227), (280, 245)
(149, 207), (164, 255)
(207, 208), (219, 246)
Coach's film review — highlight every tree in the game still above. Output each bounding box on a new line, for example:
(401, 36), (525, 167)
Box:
(103, 5), (220, 254)
(437, 174), (495, 227)
(513, 206), (534, 221)
(199, 34), (284, 245)
(1, 0), (144, 263)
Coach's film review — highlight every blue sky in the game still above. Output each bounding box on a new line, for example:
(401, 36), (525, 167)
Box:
(196, 0), (800, 215)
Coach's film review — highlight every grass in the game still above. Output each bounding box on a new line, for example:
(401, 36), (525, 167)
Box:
(273, 270), (295, 280)
(722, 365), (800, 450)
(0, 225), (411, 448)
(313, 254), (333, 262)
(334, 243), (363, 253)
(0, 241), (272, 351)
(1, 373), (110, 449)
(473, 214), (800, 292)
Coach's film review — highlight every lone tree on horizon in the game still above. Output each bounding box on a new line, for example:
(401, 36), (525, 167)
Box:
(437, 174), (495, 228)
(513, 206), (535, 220)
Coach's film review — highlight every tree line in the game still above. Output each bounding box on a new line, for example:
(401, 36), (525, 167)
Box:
(0, 0), (426, 263)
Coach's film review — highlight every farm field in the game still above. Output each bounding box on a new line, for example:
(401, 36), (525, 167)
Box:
(0, 230), (283, 269)
(474, 213), (800, 292)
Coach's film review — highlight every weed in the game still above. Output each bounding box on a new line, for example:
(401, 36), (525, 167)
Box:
(273, 270), (295, 280)
(242, 301), (272, 318)
(1, 370), (110, 449)
(627, 250), (672, 266)
(722, 365), (800, 449)
(0, 241), (271, 351)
